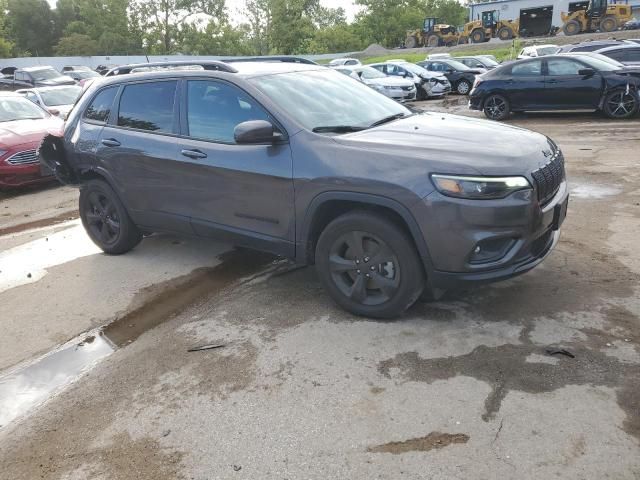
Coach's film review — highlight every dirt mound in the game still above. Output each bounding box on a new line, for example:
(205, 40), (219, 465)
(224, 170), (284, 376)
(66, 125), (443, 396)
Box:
(361, 43), (389, 56)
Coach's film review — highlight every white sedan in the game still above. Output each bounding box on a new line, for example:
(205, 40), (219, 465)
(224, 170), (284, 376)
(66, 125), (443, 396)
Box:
(16, 85), (82, 119)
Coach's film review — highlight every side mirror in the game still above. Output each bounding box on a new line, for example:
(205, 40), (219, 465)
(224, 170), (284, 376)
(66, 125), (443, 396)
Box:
(403, 72), (409, 78)
(234, 120), (281, 145)
(357, 71), (363, 78)
(578, 68), (596, 77)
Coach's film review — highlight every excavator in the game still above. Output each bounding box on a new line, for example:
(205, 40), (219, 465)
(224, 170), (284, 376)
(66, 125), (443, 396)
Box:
(404, 17), (460, 48)
(561, 0), (633, 35)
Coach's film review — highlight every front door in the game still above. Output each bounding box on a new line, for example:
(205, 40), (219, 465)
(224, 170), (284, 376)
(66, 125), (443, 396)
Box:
(175, 79), (295, 256)
(507, 59), (547, 109)
(544, 58), (602, 108)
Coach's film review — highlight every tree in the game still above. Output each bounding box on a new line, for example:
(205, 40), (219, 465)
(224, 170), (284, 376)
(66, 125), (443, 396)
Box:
(309, 24), (363, 53)
(268, 0), (318, 54)
(0, 37), (13, 58)
(130, 0), (227, 54)
(54, 33), (99, 55)
(244, 0), (271, 55)
(6, 0), (57, 56)
(354, 0), (426, 47)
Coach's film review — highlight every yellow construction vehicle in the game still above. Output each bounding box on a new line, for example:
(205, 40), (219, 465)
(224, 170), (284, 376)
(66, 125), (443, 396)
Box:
(561, 0), (633, 35)
(405, 17), (461, 48)
(462, 10), (520, 44)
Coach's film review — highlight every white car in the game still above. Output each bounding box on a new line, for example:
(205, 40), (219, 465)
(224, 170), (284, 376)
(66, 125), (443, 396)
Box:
(518, 44), (560, 59)
(369, 60), (451, 99)
(17, 85), (82, 119)
(328, 58), (362, 67)
(334, 66), (416, 102)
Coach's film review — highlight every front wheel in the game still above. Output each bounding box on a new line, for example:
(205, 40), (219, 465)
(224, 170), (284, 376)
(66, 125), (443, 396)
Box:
(600, 16), (617, 32)
(483, 94), (510, 120)
(602, 89), (639, 119)
(315, 211), (424, 318)
(471, 29), (485, 43)
(456, 79), (472, 95)
(79, 179), (142, 254)
(563, 20), (581, 35)
(497, 27), (513, 41)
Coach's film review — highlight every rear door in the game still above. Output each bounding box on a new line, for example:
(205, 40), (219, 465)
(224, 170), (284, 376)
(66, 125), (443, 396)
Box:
(95, 79), (186, 232)
(505, 60), (546, 109)
(175, 78), (295, 256)
(544, 58), (602, 108)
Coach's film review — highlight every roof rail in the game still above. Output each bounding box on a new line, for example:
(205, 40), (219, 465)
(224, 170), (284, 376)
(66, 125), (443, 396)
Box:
(105, 60), (238, 77)
(224, 56), (318, 65)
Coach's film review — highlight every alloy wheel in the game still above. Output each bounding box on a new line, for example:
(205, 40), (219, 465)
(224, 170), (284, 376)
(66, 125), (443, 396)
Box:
(84, 191), (121, 246)
(485, 96), (507, 119)
(607, 91), (637, 118)
(457, 81), (471, 95)
(328, 231), (400, 306)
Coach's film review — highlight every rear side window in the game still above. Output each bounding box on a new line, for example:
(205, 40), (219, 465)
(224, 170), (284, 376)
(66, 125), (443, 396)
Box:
(604, 49), (626, 61)
(547, 59), (583, 75)
(117, 81), (177, 133)
(84, 86), (118, 123)
(627, 48), (640, 62)
(511, 61), (542, 76)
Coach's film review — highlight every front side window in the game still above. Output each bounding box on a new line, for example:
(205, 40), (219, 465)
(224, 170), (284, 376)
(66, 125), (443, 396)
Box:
(626, 48), (640, 62)
(547, 59), (583, 75)
(511, 60), (543, 76)
(84, 86), (118, 123)
(186, 80), (271, 143)
(117, 81), (177, 133)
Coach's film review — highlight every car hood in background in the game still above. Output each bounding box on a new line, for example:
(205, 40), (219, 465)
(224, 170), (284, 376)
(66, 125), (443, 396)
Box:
(0, 117), (64, 148)
(367, 77), (415, 88)
(36, 76), (76, 86)
(333, 113), (553, 177)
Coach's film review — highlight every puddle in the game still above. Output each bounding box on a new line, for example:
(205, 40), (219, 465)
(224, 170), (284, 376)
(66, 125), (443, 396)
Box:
(367, 432), (469, 454)
(0, 333), (114, 428)
(570, 183), (622, 199)
(0, 220), (101, 293)
(0, 248), (280, 429)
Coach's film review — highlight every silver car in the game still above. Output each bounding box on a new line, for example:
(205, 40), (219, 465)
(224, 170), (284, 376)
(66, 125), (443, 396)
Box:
(334, 66), (416, 102)
(369, 60), (451, 100)
(17, 85), (82, 119)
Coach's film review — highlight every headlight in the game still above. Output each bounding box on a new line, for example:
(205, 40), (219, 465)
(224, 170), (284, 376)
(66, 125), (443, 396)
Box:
(431, 174), (531, 199)
(429, 78), (437, 84)
(372, 84), (385, 91)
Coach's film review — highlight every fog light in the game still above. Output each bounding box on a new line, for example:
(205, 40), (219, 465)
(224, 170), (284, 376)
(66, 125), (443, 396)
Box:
(470, 237), (516, 264)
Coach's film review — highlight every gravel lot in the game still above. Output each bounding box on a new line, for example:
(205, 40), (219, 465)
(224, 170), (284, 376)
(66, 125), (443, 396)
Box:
(0, 101), (639, 479)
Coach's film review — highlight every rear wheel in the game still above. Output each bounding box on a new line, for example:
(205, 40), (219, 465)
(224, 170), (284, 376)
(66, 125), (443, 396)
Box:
(471, 29), (485, 43)
(483, 94), (510, 120)
(456, 79), (472, 95)
(600, 16), (617, 32)
(497, 27), (513, 40)
(405, 35), (418, 48)
(79, 180), (142, 254)
(563, 20), (581, 35)
(602, 89), (639, 119)
(315, 211), (424, 318)
(427, 35), (440, 47)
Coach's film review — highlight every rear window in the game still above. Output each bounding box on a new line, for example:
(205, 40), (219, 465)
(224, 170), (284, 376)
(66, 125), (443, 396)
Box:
(117, 81), (177, 133)
(84, 86), (118, 123)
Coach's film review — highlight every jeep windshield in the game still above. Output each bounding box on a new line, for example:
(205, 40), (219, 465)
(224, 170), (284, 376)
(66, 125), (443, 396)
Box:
(249, 69), (410, 134)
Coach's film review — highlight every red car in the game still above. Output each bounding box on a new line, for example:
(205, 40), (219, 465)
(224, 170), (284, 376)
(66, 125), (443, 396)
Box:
(0, 92), (63, 188)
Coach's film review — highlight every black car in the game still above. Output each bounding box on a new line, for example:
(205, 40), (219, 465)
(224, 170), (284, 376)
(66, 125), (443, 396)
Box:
(557, 40), (628, 53)
(469, 55), (640, 120)
(594, 44), (640, 67)
(418, 59), (483, 95)
(623, 18), (640, 30)
(40, 60), (568, 318)
(455, 56), (500, 70)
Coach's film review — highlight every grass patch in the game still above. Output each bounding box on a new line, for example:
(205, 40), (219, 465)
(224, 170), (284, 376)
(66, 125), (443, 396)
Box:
(361, 42), (522, 64)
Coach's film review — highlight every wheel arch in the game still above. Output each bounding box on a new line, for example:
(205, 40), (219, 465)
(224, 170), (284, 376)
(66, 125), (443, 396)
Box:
(297, 192), (435, 277)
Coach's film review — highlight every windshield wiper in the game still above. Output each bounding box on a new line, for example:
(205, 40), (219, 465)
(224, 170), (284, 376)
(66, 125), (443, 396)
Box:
(369, 113), (412, 128)
(312, 125), (367, 134)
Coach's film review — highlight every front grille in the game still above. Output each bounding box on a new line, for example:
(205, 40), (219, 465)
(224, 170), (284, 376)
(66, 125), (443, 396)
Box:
(531, 150), (565, 206)
(6, 150), (38, 165)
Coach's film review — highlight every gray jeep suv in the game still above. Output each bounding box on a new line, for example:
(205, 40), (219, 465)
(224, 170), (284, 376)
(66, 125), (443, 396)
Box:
(40, 60), (569, 318)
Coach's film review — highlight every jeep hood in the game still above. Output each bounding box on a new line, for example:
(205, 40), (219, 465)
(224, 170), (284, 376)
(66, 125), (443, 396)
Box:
(332, 112), (554, 177)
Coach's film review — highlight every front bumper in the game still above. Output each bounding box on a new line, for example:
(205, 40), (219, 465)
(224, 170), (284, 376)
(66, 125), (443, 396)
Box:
(414, 179), (569, 290)
(428, 81), (452, 97)
(0, 148), (54, 188)
(385, 88), (417, 102)
(468, 93), (483, 110)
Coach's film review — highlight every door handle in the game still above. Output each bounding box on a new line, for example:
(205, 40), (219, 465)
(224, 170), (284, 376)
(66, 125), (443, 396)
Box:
(181, 149), (207, 159)
(101, 138), (121, 147)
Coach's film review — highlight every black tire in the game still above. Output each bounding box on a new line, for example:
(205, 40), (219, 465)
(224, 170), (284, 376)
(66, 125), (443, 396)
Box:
(600, 16), (617, 32)
(315, 211), (424, 318)
(471, 29), (485, 43)
(427, 35), (440, 47)
(456, 79), (472, 95)
(602, 89), (639, 119)
(563, 20), (581, 36)
(497, 27), (513, 41)
(405, 35), (418, 49)
(483, 93), (510, 120)
(79, 179), (142, 254)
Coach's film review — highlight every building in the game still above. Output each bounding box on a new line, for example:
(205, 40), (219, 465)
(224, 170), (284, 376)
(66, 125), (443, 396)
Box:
(468, 0), (639, 36)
